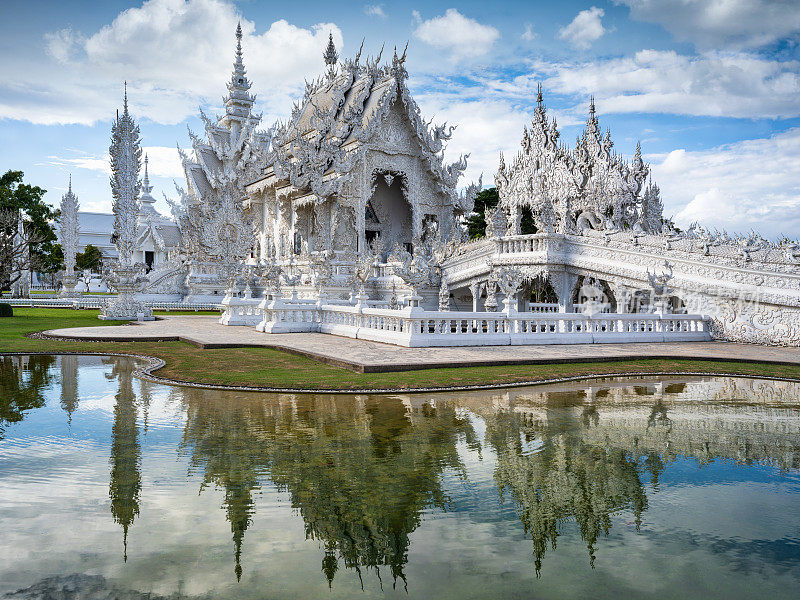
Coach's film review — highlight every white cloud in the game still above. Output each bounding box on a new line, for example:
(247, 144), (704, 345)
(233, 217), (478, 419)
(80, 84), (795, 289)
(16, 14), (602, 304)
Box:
(1, 0), (341, 126)
(364, 4), (386, 18)
(535, 50), (800, 119)
(43, 146), (189, 212)
(142, 146), (186, 178)
(521, 24), (537, 42)
(46, 146), (185, 180)
(415, 93), (529, 187)
(413, 9), (499, 59)
(650, 128), (800, 238)
(615, 0), (800, 50)
(43, 27), (84, 62)
(558, 7), (606, 49)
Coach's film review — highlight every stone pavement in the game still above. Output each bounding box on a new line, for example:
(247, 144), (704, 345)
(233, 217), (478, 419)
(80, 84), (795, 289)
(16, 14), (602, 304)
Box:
(41, 315), (800, 373)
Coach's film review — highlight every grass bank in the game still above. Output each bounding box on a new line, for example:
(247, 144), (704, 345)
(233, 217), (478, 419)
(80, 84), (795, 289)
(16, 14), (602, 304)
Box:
(2, 307), (800, 391)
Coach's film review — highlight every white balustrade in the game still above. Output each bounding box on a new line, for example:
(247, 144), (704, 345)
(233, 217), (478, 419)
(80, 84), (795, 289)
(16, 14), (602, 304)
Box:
(251, 300), (711, 347)
(527, 302), (559, 313)
(2, 297), (223, 312)
(220, 296), (263, 326)
(498, 235), (547, 254)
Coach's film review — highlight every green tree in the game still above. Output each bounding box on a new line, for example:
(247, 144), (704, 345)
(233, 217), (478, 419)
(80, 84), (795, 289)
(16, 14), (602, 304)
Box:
(520, 206), (537, 235)
(0, 170), (58, 290)
(0, 355), (56, 440)
(466, 188), (499, 239)
(466, 187), (537, 239)
(179, 390), (476, 585)
(76, 244), (103, 272)
(75, 244), (103, 291)
(36, 243), (64, 286)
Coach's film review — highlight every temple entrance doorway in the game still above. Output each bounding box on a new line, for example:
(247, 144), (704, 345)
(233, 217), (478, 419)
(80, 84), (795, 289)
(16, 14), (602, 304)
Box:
(366, 174), (412, 251)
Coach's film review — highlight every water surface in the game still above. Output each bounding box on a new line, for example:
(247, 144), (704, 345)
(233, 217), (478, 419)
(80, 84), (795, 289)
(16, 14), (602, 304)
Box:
(1, 355), (798, 599)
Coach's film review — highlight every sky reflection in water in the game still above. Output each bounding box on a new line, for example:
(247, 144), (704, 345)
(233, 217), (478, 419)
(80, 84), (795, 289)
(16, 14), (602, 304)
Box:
(0, 354), (799, 599)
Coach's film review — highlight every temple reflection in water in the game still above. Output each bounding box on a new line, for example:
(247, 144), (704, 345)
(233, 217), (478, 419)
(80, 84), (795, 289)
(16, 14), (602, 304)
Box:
(1, 355), (799, 596)
(173, 372), (800, 582)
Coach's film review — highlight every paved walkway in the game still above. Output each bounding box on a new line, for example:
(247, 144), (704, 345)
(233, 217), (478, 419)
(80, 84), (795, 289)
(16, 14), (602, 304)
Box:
(42, 316), (800, 373)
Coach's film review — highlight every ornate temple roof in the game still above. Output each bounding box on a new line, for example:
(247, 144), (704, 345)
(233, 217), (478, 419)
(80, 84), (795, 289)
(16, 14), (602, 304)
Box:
(496, 86), (652, 233)
(250, 39), (471, 211)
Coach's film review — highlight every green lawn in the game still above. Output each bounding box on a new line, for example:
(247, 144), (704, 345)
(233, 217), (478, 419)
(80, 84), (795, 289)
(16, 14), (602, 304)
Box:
(2, 307), (800, 391)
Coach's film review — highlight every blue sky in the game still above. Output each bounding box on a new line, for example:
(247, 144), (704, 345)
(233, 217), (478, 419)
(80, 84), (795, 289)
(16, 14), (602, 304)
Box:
(1, 0), (799, 237)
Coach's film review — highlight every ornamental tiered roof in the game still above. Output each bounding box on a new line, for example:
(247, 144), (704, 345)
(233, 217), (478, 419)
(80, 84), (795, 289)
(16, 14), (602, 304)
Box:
(251, 39), (472, 212)
(496, 86), (653, 234)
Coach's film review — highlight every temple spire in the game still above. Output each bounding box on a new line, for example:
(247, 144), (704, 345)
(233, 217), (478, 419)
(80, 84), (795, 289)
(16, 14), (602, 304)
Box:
(234, 22), (244, 73)
(138, 154), (158, 217)
(142, 154), (152, 194)
(585, 95), (599, 138)
(236, 22), (242, 53)
(323, 32), (338, 78)
(221, 22), (255, 130)
(533, 82), (546, 123)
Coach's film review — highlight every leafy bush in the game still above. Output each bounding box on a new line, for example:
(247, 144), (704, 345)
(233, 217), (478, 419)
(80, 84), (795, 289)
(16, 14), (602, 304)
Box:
(0, 303), (12, 317)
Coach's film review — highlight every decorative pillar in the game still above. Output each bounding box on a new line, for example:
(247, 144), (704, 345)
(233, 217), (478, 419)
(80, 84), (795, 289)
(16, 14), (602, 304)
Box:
(485, 276), (498, 312)
(470, 281), (481, 312)
(412, 205), (424, 246)
(507, 205), (521, 236)
(438, 278), (450, 311)
(11, 214), (31, 298)
(610, 283), (633, 314)
(59, 176), (81, 297)
(550, 270), (578, 313)
(100, 86), (153, 321)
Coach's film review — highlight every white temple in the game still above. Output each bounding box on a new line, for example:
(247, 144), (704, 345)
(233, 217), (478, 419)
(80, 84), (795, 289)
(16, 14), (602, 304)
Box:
(246, 35), (471, 260)
(74, 26), (800, 346)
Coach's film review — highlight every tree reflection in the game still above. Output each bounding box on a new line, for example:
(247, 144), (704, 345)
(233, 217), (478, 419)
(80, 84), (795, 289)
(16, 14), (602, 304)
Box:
(105, 357), (142, 562)
(0, 355), (55, 439)
(484, 400), (652, 576)
(179, 391), (475, 586)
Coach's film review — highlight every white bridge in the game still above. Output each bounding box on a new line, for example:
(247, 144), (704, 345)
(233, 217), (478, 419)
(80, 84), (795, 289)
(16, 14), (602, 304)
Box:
(218, 223), (800, 347)
(440, 228), (800, 347)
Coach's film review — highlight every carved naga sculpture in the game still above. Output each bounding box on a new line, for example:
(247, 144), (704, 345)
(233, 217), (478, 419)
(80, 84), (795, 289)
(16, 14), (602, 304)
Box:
(576, 210), (603, 233)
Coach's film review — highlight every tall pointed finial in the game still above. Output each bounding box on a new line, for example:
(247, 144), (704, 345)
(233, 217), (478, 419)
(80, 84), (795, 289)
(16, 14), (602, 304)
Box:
(536, 82), (543, 104)
(221, 21), (255, 125)
(323, 32), (338, 72)
(235, 21), (243, 61)
(123, 81), (128, 114)
(233, 22), (245, 73)
(68, 173), (72, 194)
(589, 95), (595, 115)
(142, 154), (152, 194)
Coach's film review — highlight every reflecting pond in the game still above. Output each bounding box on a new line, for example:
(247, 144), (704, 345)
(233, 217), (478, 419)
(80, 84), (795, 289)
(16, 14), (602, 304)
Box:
(1, 355), (799, 599)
